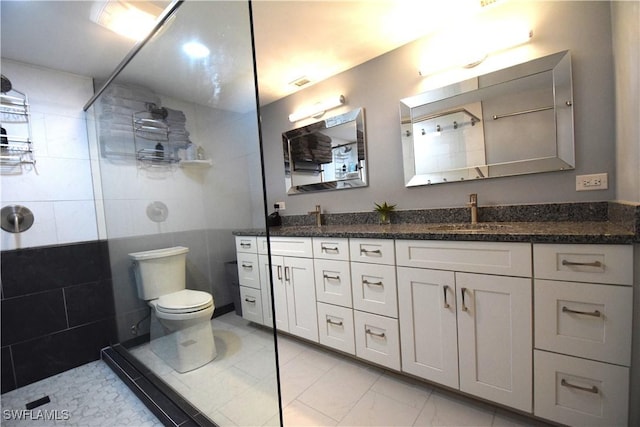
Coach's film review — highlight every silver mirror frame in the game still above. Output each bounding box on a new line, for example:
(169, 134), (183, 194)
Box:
(283, 108), (367, 194)
(400, 50), (574, 186)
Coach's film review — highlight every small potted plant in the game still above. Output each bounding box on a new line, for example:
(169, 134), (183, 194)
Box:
(374, 201), (396, 225)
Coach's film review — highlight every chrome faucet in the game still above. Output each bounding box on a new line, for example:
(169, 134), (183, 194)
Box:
(308, 204), (322, 227)
(468, 194), (478, 225)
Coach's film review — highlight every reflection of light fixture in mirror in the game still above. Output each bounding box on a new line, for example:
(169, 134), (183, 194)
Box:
(91, 0), (163, 41)
(419, 25), (533, 76)
(288, 95), (346, 122)
(182, 42), (210, 59)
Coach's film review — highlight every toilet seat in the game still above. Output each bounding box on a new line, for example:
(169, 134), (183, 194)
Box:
(155, 289), (213, 314)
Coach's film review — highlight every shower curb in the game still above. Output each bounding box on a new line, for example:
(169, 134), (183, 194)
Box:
(102, 345), (216, 427)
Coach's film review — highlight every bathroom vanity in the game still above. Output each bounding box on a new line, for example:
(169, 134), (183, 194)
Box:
(234, 220), (635, 426)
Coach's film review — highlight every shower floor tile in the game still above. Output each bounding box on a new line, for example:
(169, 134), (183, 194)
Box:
(0, 359), (162, 427)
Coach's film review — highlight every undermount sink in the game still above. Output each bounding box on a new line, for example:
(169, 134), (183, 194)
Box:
(424, 223), (514, 232)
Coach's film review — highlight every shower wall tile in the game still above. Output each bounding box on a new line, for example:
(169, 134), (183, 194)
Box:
(1, 290), (68, 346)
(65, 280), (115, 327)
(0, 240), (115, 393)
(11, 318), (116, 388)
(53, 200), (99, 244)
(0, 201), (58, 251)
(1, 346), (16, 394)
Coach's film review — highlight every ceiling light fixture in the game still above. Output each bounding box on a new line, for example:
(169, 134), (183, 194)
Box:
(91, 0), (163, 41)
(182, 42), (210, 59)
(288, 95), (346, 123)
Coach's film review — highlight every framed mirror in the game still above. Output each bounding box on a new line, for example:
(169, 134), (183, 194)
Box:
(283, 108), (367, 194)
(400, 50), (574, 186)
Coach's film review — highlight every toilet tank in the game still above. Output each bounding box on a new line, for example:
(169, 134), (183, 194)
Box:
(129, 246), (189, 300)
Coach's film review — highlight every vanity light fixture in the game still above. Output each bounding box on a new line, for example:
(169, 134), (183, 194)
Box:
(91, 0), (163, 41)
(288, 95), (346, 122)
(419, 25), (533, 76)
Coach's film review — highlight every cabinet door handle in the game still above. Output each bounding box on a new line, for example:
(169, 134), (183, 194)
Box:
(443, 285), (450, 308)
(240, 242), (251, 248)
(241, 263), (253, 270)
(326, 318), (343, 327)
(323, 274), (340, 281)
(363, 279), (383, 286)
(360, 248), (381, 255)
(562, 306), (602, 317)
(277, 265), (282, 281)
(561, 378), (599, 394)
(244, 298), (256, 304)
(460, 287), (468, 312)
(561, 259), (602, 268)
(322, 245), (339, 253)
(284, 266), (290, 282)
(365, 328), (386, 338)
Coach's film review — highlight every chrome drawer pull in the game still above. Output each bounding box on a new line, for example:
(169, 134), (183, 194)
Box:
(244, 298), (256, 304)
(360, 248), (381, 255)
(365, 328), (386, 338)
(561, 378), (599, 394)
(322, 246), (339, 253)
(363, 279), (383, 286)
(323, 274), (340, 281)
(443, 285), (450, 308)
(562, 306), (602, 317)
(461, 287), (468, 312)
(326, 318), (343, 327)
(240, 242), (251, 248)
(561, 259), (602, 267)
(241, 263), (253, 269)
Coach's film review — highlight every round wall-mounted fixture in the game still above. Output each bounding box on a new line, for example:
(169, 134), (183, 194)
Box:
(1, 205), (34, 233)
(146, 201), (169, 222)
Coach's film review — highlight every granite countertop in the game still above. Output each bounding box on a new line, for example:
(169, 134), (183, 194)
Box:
(233, 221), (636, 244)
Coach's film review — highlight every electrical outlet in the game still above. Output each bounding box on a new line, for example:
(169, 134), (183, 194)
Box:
(274, 202), (286, 210)
(576, 173), (608, 191)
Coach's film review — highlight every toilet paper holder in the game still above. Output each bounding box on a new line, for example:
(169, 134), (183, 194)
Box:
(1, 205), (34, 233)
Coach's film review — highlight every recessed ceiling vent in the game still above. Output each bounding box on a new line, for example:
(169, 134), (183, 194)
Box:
(290, 76), (312, 88)
(479, 0), (501, 7)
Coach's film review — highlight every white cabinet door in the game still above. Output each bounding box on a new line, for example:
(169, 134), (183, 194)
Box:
(268, 255), (289, 333)
(354, 310), (400, 371)
(284, 256), (318, 342)
(237, 252), (260, 289)
(314, 259), (352, 307)
(258, 254), (275, 328)
(397, 267), (459, 389)
(351, 262), (397, 318)
(456, 272), (532, 413)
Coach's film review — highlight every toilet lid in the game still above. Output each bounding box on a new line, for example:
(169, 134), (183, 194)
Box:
(156, 289), (213, 313)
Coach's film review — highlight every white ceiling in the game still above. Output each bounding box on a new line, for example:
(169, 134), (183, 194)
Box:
(0, 0), (488, 111)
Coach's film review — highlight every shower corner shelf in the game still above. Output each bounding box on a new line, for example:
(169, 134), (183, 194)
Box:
(180, 159), (212, 168)
(1, 84), (36, 171)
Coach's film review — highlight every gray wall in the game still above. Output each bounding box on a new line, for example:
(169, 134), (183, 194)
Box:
(260, 1), (618, 216)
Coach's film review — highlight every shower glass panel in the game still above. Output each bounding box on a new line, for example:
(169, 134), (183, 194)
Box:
(85, 1), (279, 425)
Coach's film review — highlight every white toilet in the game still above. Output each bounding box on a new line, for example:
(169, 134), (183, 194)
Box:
(129, 246), (217, 372)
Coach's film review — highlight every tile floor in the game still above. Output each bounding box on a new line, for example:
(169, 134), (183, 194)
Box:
(0, 359), (161, 427)
(1, 312), (543, 426)
(131, 312), (542, 427)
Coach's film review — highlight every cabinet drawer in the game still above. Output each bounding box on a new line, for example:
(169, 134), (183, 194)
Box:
(533, 244), (632, 285)
(351, 262), (398, 318)
(534, 350), (629, 427)
(235, 236), (257, 253)
(396, 240), (531, 277)
(240, 286), (264, 325)
(260, 236), (313, 258)
(354, 310), (400, 371)
(534, 279), (632, 366)
(317, 302), (355, 355)
(237, 253), (260, 289)
(314, 259), (352, 307)
(349, 238), (395, 265)
(313, 237), (349, 261)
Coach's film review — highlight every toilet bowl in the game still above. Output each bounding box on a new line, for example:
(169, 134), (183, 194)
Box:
(129, 246), (217, 372)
